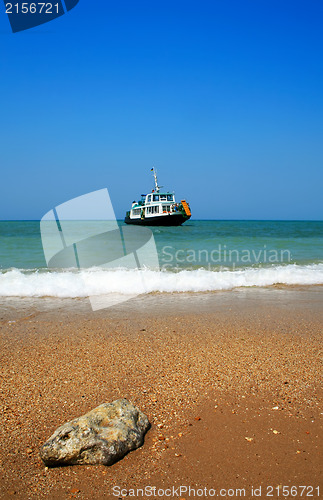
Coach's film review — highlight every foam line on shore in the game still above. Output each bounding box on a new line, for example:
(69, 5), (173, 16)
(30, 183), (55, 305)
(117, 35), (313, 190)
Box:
(1, 263), (323, 298)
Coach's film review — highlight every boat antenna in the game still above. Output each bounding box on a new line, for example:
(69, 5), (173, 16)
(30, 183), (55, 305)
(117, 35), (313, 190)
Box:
(151, 167), (161, 192)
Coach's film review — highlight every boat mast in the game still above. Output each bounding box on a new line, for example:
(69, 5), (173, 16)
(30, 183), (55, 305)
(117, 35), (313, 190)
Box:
(151, 167), (161, 193)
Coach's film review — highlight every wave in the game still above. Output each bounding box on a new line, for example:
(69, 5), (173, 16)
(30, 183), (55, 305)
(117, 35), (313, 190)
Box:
(0, 264), (323, 298)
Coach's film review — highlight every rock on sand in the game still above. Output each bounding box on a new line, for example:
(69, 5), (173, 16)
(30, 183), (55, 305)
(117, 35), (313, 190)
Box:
(40, 398), (150, 467)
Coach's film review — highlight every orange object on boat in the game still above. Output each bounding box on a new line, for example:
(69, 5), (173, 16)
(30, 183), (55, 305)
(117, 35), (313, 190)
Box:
(181, 199), (191, 216)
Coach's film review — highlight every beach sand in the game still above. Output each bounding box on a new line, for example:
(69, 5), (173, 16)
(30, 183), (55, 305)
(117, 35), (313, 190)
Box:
(0, 287), (322, 499)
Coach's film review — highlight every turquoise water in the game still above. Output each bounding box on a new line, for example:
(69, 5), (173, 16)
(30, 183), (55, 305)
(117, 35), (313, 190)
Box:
(0, 220), (322, 270)
(0, 220), (322, 298)
(153, 220), (323, 269)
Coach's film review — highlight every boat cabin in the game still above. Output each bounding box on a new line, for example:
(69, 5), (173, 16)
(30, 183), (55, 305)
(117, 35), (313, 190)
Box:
(130, 192), (177, 220)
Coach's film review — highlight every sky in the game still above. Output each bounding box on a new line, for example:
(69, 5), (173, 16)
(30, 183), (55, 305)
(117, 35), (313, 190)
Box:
(0, 0), (322, 220)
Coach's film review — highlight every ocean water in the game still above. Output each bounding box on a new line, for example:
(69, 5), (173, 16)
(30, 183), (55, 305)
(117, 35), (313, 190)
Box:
(0, 220), (322, 299)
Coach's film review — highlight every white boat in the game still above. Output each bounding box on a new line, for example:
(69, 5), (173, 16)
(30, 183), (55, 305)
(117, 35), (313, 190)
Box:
(124, 168), (191, 226)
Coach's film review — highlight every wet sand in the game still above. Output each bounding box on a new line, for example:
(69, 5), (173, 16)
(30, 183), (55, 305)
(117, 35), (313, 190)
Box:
(0, 288), (322, 499)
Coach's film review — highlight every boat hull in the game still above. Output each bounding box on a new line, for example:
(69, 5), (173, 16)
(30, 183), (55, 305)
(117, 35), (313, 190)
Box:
(124, 213), (190, 226)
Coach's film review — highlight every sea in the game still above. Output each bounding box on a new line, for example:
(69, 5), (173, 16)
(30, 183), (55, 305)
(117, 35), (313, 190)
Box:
(0, 220), (323, 302)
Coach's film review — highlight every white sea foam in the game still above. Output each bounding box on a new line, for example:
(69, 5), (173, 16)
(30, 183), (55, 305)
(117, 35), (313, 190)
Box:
(0, 264), (323, 298)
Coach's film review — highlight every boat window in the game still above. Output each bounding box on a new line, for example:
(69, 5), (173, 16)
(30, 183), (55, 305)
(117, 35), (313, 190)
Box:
(153, 195), (159, 201)
(147, 195), (152, 202)
(147, 205), (159, 214)
(167, 194), (174, 201)
(162, 205), (171, 212)
(160, 195), (166, 201)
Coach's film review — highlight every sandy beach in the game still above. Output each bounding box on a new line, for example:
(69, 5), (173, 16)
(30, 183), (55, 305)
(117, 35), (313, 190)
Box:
(0, 287), (322, 499)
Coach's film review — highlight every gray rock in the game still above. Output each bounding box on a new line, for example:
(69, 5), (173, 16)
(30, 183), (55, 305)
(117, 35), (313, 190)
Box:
(40, 398), (150, 467)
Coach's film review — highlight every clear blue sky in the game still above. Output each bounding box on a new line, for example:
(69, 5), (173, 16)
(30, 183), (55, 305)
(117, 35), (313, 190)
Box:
(0, 0), (322, 220)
